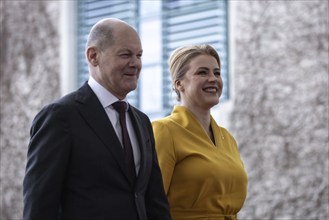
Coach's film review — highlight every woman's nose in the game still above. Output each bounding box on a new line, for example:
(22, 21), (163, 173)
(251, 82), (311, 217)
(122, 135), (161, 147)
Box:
(208, 72), (218, 81)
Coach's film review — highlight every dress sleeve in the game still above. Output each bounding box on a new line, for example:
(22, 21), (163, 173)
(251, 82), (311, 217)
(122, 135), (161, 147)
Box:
(152, 121), (176, 194)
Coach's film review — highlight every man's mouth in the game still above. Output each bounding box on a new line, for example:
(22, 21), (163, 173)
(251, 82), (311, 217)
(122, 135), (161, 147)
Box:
(124, 72), (137, 77)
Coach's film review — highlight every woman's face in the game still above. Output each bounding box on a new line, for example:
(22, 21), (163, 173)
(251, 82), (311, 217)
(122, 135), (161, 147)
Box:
(177, 54), (223, 110)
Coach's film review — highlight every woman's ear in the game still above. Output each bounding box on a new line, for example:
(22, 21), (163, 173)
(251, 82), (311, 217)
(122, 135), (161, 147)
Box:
(86, 47), (98, 66)
(175, 80), (184, 92)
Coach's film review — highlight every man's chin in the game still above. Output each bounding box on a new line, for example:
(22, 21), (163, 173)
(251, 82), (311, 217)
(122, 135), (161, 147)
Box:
(125, 84), (138, 93)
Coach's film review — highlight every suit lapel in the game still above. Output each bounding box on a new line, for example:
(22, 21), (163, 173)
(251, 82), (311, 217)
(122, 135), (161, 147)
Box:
(128, 106), (151, 189)
(74, 83), (132, 184)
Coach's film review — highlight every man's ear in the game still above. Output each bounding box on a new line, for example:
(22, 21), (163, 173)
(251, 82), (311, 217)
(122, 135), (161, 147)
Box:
(86, 47), (99, 66)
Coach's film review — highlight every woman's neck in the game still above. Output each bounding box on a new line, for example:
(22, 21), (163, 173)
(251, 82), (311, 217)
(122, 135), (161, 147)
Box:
(181, 103), (211, 132)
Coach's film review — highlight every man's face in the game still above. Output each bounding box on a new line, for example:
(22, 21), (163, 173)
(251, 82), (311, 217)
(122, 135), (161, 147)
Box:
(96, 27), (143, 99)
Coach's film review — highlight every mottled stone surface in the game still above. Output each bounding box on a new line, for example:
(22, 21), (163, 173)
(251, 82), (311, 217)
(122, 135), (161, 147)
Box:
(230, 1), (329, 219)
(0, 1), (60, 219)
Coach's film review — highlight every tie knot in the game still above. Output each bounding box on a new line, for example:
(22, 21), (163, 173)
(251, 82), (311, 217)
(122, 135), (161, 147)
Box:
(112, 101), (128, 113)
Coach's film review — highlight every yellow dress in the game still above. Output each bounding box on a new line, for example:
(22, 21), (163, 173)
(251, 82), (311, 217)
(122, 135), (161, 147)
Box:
(152, 106), (248, 220)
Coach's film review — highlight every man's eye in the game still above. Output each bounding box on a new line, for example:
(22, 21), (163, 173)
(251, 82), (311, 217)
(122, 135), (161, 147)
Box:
(120, 54), (130, 57)
(215, 71), (221, 76)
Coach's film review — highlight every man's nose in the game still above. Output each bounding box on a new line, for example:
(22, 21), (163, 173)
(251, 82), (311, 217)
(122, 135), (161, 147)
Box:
(129, 56), (141, 67)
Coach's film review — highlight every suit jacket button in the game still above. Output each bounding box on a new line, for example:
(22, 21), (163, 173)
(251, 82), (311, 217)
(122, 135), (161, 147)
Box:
(135, 193), (138, 198)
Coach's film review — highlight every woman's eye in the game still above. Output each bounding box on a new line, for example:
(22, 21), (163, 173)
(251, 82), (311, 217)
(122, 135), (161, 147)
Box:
(215, 71), (221, 76)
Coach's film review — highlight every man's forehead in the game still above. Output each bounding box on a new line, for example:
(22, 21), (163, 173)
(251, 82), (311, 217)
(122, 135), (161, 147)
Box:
(115, 47), (143, 53)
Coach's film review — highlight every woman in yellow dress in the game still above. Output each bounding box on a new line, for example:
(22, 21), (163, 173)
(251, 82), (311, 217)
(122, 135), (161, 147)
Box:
(152, 45), (248, 220)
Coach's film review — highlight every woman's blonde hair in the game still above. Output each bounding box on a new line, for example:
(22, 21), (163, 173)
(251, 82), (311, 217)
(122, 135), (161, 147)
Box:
(168, 44), (221, 101)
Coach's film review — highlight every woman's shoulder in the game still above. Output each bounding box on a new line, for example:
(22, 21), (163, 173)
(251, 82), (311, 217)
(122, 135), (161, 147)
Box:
(152, 116), (174, 130)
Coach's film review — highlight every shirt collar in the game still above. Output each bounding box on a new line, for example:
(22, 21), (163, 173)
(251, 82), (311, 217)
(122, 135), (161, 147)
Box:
(88, 76), (128, 109)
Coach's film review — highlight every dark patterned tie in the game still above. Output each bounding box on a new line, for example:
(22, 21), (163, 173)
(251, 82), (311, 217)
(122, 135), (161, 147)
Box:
(112, 101), (136, 183)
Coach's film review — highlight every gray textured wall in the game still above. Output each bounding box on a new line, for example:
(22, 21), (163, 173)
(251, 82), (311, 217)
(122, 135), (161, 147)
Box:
(0, 1), (60, 219)
(231, 1), (329, 219)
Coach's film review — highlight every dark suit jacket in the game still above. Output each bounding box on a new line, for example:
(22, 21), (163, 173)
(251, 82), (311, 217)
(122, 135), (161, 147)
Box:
(23, 83), (170, 220)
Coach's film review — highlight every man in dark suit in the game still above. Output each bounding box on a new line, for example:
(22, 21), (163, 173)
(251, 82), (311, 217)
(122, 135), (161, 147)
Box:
(23, 18), (171, 220)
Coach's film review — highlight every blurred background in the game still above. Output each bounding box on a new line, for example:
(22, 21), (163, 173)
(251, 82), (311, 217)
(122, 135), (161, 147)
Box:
(0, 0), (328, 219)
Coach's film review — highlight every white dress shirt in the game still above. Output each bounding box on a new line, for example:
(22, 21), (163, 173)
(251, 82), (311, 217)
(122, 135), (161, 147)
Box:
(88, 76), (141, 174)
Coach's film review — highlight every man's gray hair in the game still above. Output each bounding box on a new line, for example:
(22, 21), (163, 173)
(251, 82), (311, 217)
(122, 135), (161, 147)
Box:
(85, 22), (114, 51)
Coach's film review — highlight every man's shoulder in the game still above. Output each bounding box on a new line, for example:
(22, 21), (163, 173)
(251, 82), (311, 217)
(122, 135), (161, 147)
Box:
(50, 83), (91, 106)
(36, 86), (84, 116)
(129, 105), (151, 123)
(129, 105), (145, 116)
